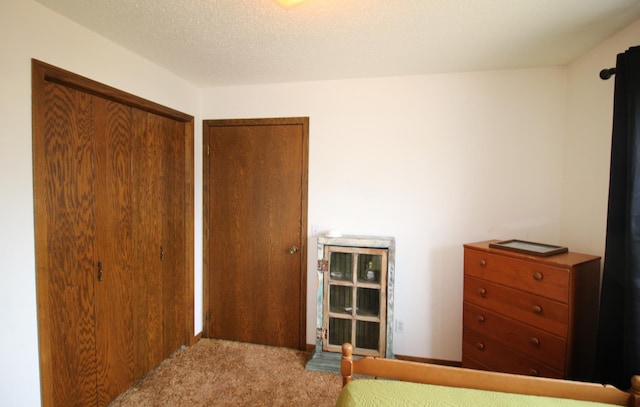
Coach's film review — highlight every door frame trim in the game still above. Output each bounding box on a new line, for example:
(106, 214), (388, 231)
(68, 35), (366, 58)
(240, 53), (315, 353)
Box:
(202, 117), (309, 350)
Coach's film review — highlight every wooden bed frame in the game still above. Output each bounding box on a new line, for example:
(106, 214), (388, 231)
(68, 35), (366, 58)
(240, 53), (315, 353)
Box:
(340, 343), (640, 406)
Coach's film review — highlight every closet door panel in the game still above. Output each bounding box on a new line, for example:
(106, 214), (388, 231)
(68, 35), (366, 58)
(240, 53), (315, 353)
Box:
(161, 114), (188, 356)
(131, 109), (164, 376)
(92, 97), (135, 405)
(34, 82), (98, 407)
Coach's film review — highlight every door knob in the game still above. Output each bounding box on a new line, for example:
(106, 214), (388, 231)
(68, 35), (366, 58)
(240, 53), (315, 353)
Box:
(289, 245), (299, 254)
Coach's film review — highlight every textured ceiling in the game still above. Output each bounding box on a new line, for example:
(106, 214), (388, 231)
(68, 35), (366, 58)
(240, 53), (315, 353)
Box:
(35, 0), (640, 87)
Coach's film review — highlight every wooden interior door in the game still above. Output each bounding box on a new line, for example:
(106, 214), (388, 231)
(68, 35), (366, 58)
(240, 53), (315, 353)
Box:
(204, 118), (308, 350)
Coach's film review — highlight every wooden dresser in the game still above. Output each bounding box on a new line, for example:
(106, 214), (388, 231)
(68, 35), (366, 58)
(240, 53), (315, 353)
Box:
(462, 240), (601, 380)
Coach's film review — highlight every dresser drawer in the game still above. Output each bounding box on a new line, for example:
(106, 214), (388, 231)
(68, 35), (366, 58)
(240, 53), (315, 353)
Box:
(462, 328), (564, 378)
(461, 355), (493, 372)
(464, 248), (569, 303)
(464, 275), (568, 337)
(463, 302), (566, 371)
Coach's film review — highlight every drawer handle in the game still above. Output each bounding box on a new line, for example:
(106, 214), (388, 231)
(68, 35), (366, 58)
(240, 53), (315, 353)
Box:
(533, 271), (543, 281)
(529, 368), (539, 376)
(477, 288), (487, 297)
(530, 337), (540, 347)
(476, 315), (486, 323)
(532, 304), (543, 314)
(475, 342), (485, 351)
(478, 259), (487, 267)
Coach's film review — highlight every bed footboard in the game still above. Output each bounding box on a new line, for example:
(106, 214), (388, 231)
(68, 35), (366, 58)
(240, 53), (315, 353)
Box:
(340, 343), (640, 406)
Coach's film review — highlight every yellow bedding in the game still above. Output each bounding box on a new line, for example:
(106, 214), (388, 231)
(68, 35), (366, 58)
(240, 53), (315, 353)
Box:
(336, 379), (618, 407)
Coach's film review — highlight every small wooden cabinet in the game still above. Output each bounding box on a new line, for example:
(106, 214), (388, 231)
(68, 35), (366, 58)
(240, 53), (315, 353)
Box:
(323, 244), (388, 356)
(462, 240), (601, 380)
(307, 235), (395, 371)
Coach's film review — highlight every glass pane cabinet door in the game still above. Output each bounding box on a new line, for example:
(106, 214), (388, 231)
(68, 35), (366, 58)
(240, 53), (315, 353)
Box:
(329, 285), (352, 315)
(329, 252), (352, 282)
(323, 245), (388, 356)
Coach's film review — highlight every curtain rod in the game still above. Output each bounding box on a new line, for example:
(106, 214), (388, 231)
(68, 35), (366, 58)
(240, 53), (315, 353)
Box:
(600, 67), (616, 80)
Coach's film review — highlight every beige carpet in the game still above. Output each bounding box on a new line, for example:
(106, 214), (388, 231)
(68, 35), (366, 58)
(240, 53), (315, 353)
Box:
(109, 339), (343, 406)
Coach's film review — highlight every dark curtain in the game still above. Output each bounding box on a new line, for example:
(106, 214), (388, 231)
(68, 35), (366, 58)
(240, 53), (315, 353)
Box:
(595, 45), (640, 390)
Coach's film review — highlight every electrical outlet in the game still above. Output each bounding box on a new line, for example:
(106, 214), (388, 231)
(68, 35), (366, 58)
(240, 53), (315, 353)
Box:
(395, 319), (404, 333)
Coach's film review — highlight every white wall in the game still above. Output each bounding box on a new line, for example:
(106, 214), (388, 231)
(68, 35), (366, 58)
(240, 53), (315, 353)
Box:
(561, 19), (640, 256)
(202, 67), (568, 360)
(0, 1), (202, 405)
(201, 17), (640, 362)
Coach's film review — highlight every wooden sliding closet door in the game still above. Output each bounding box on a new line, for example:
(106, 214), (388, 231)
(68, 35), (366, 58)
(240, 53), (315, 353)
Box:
(131, 110), (164, 378)
(162, 116), (188, 357)
(92, 98), (136, 404)
(33, 81), (99, 406)
(32, 60), (194, 407)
